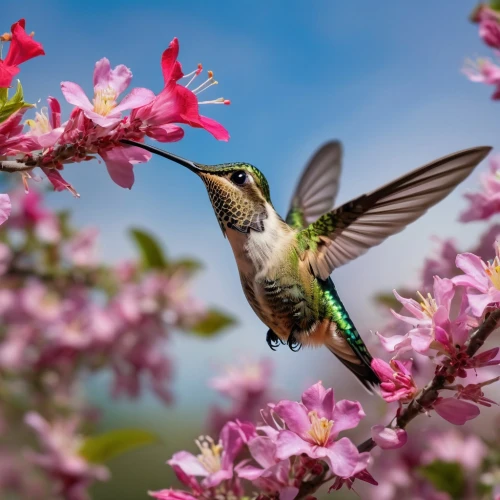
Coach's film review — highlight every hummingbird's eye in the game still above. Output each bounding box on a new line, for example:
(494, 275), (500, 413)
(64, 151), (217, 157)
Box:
(230, 171), (247, 185)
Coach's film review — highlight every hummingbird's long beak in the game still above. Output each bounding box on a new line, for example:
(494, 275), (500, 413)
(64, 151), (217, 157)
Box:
(120, 139), (205, 174)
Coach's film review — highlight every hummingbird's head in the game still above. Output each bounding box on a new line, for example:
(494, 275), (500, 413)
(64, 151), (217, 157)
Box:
(121, 140), (272, 235)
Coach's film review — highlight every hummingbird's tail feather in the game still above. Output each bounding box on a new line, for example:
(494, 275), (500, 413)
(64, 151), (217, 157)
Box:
(327, 346), (380, 393)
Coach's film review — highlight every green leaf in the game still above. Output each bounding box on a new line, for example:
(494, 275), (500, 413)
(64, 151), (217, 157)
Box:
(491, 0), (500, 12)
(0, 88), (8, 105)
(0, 80), (32, 123)
(190, 308), (236, 337)
(169, 257), (204, 275)
(79, 428), (158, 464)
(130, 228), (167, 270)
(419, 460), (466, 498)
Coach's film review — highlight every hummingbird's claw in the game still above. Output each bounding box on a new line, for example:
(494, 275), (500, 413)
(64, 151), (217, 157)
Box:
(287, 330), (302, 352)
(266, 329), (282, 351)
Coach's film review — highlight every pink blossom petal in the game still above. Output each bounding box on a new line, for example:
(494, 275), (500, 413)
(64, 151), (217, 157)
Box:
(113, 87), (156, 114)
(375, 332), (412, 353)
(275, 430), (313, 460)
(149, 490), (197, 500)
(394, 290), (427, 319)
(371, 425), (407, 449)
(455, 253), (489, 290)
(60, 81), (94, 112)
(301, 381), (335, 420)
(100, 146), (151, 189)
(0, 195), (11, 225)
(93, 59), (133, 95)
(41, 168), (79, 197)
(201, 469), (233, 489)
(323, 437), (366, 478)
(468, 292), (497, 317)
(161, 38), (183, 83)
(434, 398), (480, 425)
(280, 487), (300, 500)
(273, 400), (311, 436)
(147, 124), (185, 142)
(332, 400), (365, 436)
(48, 96), (61, 128)
(246, 436), (276, 469)
(433, 277), (454, 310)
(198, 115), (230, 141)
(80, 108), (122, 128)
(408, 328), (434, 353)
(168, 451), (208, 477)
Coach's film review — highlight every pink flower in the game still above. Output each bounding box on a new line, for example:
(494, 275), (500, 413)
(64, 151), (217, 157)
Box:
(236, 432), (298, 498)
(168, 421), (253, 489)
(452, 242), (500, 317)
(65, 227), (99, 267)
(61, 58), (155, 127)
(464, 58), (500, 99)
(0, 194), (10, 227)
(433, 397), (480, 425)
(273, 381), (369, 478)
(0, 19), (45, 88)
(131, 38), (229, 142)
(455, 377), (499, 407)
(209, 359), (274, 433)
(377, 277), (467, 356)
(25, 97), (65, 148)
(149, 491), (197, 500)
(371, 426), (407, 450)
(479, 7), (500, 49)
(0, 105), (33, 154)
(24, 412), (109, 500)
(371, 358), (417, 403)
(460, 156), (500, 222)
(422, 430), (487, 471)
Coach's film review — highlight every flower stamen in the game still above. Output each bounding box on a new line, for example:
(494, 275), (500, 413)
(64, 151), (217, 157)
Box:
(183, 63), (203, 88)
(484, 254), (500, 290)
(93, 86), (118, 116)
(195, 435), (222, 473)
(307, 410), (333, 446)
(417, 291), (438, 318)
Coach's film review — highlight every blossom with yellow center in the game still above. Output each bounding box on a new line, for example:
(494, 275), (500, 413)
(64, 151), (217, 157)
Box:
(484, 253), (500, 290)
(195, 435), (222, 473)
(307, 410), (334, 447)
(416, 291), (438, 318)
(26, 107), (51, 134)
(93, 86), (118, 116)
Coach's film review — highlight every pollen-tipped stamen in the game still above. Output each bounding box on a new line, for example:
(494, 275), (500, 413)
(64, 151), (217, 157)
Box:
(195, 435), (222, 474)
(183, 63), (203, 88)
(198, 97), (231, 105)
(192, 71), (218, 95)
(417, 291), (438, 318)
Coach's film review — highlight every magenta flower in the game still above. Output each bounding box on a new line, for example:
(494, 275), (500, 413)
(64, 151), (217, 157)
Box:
(452, 242), (500, 317)
(0, 194), (10, 227)
(61, 58), (155, 127)
(273, 381), (369, 478)
(479, 7), (500, 49)
(433, 397), (480, 425)
(236, 433), (298, 499)
(0, 19), (45, 88)
(377, 277), (465, 356)
(167, 421), (253, 489)
(131, 38), (229, 142)
(25, 97), (65, 148)
(464, 58), (500, 99)
(24, 412), (109, 500)
(371, 358), (417, 403)
(460, 156), (500, 222)
(371, 425), (407, 450)
(455, 377), (499, 407)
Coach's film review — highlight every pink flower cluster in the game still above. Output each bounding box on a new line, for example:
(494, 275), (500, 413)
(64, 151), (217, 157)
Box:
(0, 189), (230, 497)
(375, 241), (500, 425)
(151, 382), (373, 499)
(1, 20), (229, 195)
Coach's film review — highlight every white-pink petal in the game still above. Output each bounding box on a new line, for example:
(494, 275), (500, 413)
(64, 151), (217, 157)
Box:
(113, 87), (156, 114)
(371, 425), (407, 449)
(60, 81), (93, 112)
(0, 195), (11, 226)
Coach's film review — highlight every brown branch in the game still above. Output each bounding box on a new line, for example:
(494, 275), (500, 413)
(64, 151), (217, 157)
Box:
(296, 308), (500, 499)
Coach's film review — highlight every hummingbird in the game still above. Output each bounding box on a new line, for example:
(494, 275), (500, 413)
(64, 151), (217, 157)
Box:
(122, 138), (491, 390)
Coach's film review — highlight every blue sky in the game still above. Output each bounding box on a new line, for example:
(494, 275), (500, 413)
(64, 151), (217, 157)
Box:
(3, 1), (499, 412)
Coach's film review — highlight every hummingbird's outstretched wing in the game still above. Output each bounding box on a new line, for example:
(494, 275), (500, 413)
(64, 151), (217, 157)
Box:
(300, 146), (491, 280)
(286, 141), (342, 229)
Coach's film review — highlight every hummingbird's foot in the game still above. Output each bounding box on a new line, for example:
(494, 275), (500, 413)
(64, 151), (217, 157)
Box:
(287, 330), (302, 352)
(266, 329), (283, 351)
